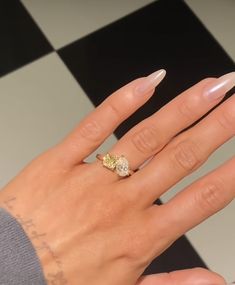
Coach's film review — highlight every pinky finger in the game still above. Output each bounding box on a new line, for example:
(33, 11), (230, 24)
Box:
(135, 268), (226, 285)
(159, 155), (235, 240)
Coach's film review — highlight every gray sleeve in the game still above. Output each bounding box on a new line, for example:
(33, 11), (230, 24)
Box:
(0, 207), (47, 285)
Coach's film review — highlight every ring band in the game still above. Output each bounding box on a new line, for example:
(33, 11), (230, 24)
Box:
(96, 153), (134, 177)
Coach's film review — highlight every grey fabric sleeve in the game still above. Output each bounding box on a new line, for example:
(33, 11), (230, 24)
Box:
(0, 207), (47, 285)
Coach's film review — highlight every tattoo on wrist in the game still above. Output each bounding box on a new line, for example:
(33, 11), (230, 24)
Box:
(2, 197), (68, 285)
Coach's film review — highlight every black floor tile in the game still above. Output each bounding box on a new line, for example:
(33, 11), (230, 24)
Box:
(0, 0), (53, 77)
(144, 235), (207, 275)
(58, 0), (234, 137)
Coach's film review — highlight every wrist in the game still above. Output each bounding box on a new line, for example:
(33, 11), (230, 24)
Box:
(0, 189), (68, 284)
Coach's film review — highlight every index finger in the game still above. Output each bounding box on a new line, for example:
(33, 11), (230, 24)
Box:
(54, 69), (166, 166)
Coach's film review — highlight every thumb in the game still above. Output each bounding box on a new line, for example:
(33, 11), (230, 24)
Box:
(136, 268), (227, 285)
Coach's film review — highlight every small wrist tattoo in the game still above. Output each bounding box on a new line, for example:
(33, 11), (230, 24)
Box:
(2, 197), (68, 285)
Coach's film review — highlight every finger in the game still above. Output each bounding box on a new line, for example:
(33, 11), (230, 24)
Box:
(136, 268), (226, 285)
(53, 69), (166, 166)
(109, 72), (235, 173)
(128, 91), (235, 206)
(156, 154), (235, 241)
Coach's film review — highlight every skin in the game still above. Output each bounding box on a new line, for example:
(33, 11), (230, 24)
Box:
(0, 75), (233, 285)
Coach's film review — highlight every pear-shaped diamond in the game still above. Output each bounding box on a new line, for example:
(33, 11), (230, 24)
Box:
(116, 156), (129, 177)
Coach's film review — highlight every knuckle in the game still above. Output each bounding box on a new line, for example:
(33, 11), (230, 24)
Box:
(167, 271), (178, 283)
(79, 120), (102, 143)
(170, 139), (202, 172)
(148, 272), (175, 284)
(131, 126), (161, 154)
(191, 267), (213, 275)
(178, 97), (198, 120)
(196, 179), (226, 214)
(164, 267), (218, 284)
(123, 231), (151, 267)
(106, 100), (123, 121)
(217, 106), (235, 133)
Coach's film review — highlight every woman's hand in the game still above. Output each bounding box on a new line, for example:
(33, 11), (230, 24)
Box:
(0, 69), (234, 285)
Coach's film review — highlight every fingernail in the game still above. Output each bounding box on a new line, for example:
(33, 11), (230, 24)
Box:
(134, 69), (166, 96)
(203, 71), (235, 101)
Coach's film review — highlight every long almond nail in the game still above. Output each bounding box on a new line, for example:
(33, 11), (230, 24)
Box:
(203, 71), (235, 101)
(134, 69), (166, 96)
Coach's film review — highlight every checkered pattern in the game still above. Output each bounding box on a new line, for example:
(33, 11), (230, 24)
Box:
(0, 0), (234, 280)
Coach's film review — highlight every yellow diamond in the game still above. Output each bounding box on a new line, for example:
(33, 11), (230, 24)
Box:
(102, 153), (118, 170)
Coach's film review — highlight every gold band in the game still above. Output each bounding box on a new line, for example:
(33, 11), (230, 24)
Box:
(96, 153), (134, 177)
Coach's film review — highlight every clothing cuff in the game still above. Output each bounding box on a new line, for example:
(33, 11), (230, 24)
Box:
(0, 207), (47, 285)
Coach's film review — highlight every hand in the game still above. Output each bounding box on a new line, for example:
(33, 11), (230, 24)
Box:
(1, 69), (234, 285)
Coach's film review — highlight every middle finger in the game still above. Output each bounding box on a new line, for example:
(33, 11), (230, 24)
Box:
(109, 72), (235, 173)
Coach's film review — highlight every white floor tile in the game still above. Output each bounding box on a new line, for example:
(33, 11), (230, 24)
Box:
(185, 0), (235, 62)
(21, 0), (155, 49)
(0, 53), (117, 188)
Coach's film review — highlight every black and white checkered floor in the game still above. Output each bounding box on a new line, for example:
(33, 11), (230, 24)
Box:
(0, 0), (235, 281)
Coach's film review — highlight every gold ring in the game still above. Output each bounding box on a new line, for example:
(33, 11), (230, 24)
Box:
(96, 153), (134, 177)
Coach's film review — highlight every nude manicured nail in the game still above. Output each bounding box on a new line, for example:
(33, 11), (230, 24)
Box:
(134, 69), (166, 96)
(203, 71), (235, 101)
